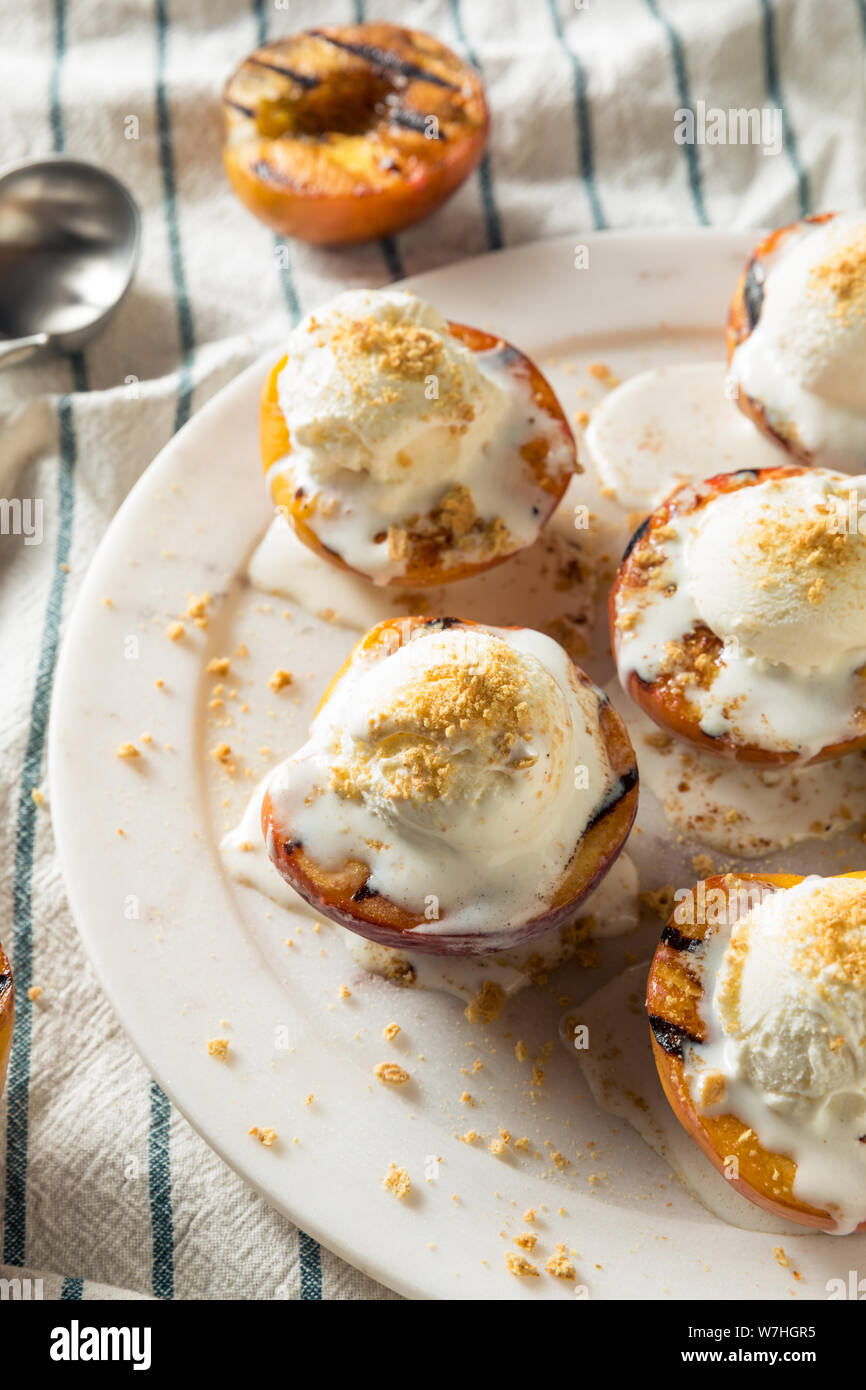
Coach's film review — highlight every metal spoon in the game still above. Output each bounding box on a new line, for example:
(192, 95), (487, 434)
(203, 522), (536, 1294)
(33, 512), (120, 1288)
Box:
(0, 156), (141, 368)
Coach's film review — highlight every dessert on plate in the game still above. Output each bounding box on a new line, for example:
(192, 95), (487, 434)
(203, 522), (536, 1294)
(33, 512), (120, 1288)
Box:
(261, 615), (638, 955)
(727, 210), (866, 472)
(223, 23), (488, 244)
(260, 288), (578, 587)
(610, 464), (866, 764)
(0, 941), (12, 1099)
(647, 870), (866, 1233)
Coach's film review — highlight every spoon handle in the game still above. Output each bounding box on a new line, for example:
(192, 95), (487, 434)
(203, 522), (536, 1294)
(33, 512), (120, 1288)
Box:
(0, 332), (50, 367)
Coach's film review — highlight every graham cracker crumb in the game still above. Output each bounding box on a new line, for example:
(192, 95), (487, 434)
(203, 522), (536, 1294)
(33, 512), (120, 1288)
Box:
(546, 1244), (577, 1280)
(248, 1126), (277, 1147)
(374, 1062), (410, 1085)
(465, 980), (506, 1025)
(207, 1038), (229, 1061)
(506, 1251), (540, 1278)
(383, 1163), (411, 1199)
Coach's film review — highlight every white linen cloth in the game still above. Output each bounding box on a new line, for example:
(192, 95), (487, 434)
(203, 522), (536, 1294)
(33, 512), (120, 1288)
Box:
(0, 0), (863, 1301)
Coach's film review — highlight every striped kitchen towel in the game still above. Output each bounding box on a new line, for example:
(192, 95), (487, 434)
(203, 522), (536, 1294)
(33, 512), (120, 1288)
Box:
(0, 0), (863, 1300)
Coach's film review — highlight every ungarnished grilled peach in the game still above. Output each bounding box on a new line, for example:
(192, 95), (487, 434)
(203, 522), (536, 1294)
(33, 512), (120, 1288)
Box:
(223, 24), (489, 245)
(647, 870), (866, 1233)
(262, 616), (638, 956)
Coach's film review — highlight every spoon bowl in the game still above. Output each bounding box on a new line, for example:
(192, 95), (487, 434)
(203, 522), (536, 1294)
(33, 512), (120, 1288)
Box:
(0, 156), (141, 366)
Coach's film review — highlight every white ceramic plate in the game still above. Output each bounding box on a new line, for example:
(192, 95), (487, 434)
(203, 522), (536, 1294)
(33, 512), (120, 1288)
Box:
(51, 233), (866, 1300)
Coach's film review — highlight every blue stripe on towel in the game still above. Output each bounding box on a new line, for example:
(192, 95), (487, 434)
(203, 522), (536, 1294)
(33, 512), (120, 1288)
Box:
(148, 1080), (174, 1299)
(643, 0), (709, 225)
(758, 0), (810, 216)
(155, 0), (195, 432)
(379, 235), (406, 281)
(447, 0), (504, 250)
(546, 0), (607, 229)
(3, 390), (79, 1264)
(298, 1229), (323, 1299)
(350, 1), (407, 280)
(253, 0), (303, 321)
(61, 1276), (84, 1300)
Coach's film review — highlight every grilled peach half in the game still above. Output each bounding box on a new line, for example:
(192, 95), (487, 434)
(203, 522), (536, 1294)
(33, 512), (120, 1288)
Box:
(610, 464), (866, 766)
(0, 941), (13, 1099)
(726, 212), (836, 462)
(261, 324), (577, 586)
(223, 24), (488, 245)
(647, 870), (866, 1233)
(262, 616), (638, 956)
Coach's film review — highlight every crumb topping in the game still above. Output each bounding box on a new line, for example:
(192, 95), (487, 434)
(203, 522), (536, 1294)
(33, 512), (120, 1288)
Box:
(545, 1245), (577, 1280)
(386, 489), (512, 571)
(374, 1061), (410, 1085)
(383, 1163), (411, 1199)
(808, 229), (866, 323)
(329, 638), (546, 807)
(465, 980), (506, 1025)
(248, 1126), (277, 1146)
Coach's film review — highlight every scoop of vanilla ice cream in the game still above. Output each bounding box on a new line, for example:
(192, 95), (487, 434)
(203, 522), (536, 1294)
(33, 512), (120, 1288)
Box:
(276, 289), (509, 485)
(731, 213), (866, 465)
(268, 623), (617, 935)
(322, 626), (589, 840)
(715, 876), (866, 1102)
(683, 470), (866, 670)
(748, 214), (866, 412)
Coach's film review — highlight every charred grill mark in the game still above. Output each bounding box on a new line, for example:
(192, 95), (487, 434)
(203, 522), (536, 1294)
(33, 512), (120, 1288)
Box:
(247, 56), (322, 89)
(584, 764), (638, 836)
(252, 159), (300, 188)
(743, 260), (765, 332)
(427, 616), (461, 630)
(649, 1014), (701, 1059)
(660, 923), (702, 953)
(309, 31), (459, 89)
(388, 107), (446, 139)
(488, 343), (521, 369)
(352, 881), (379, 902)
(226, 99), (256, 118)
(621, 515), (651, 563)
